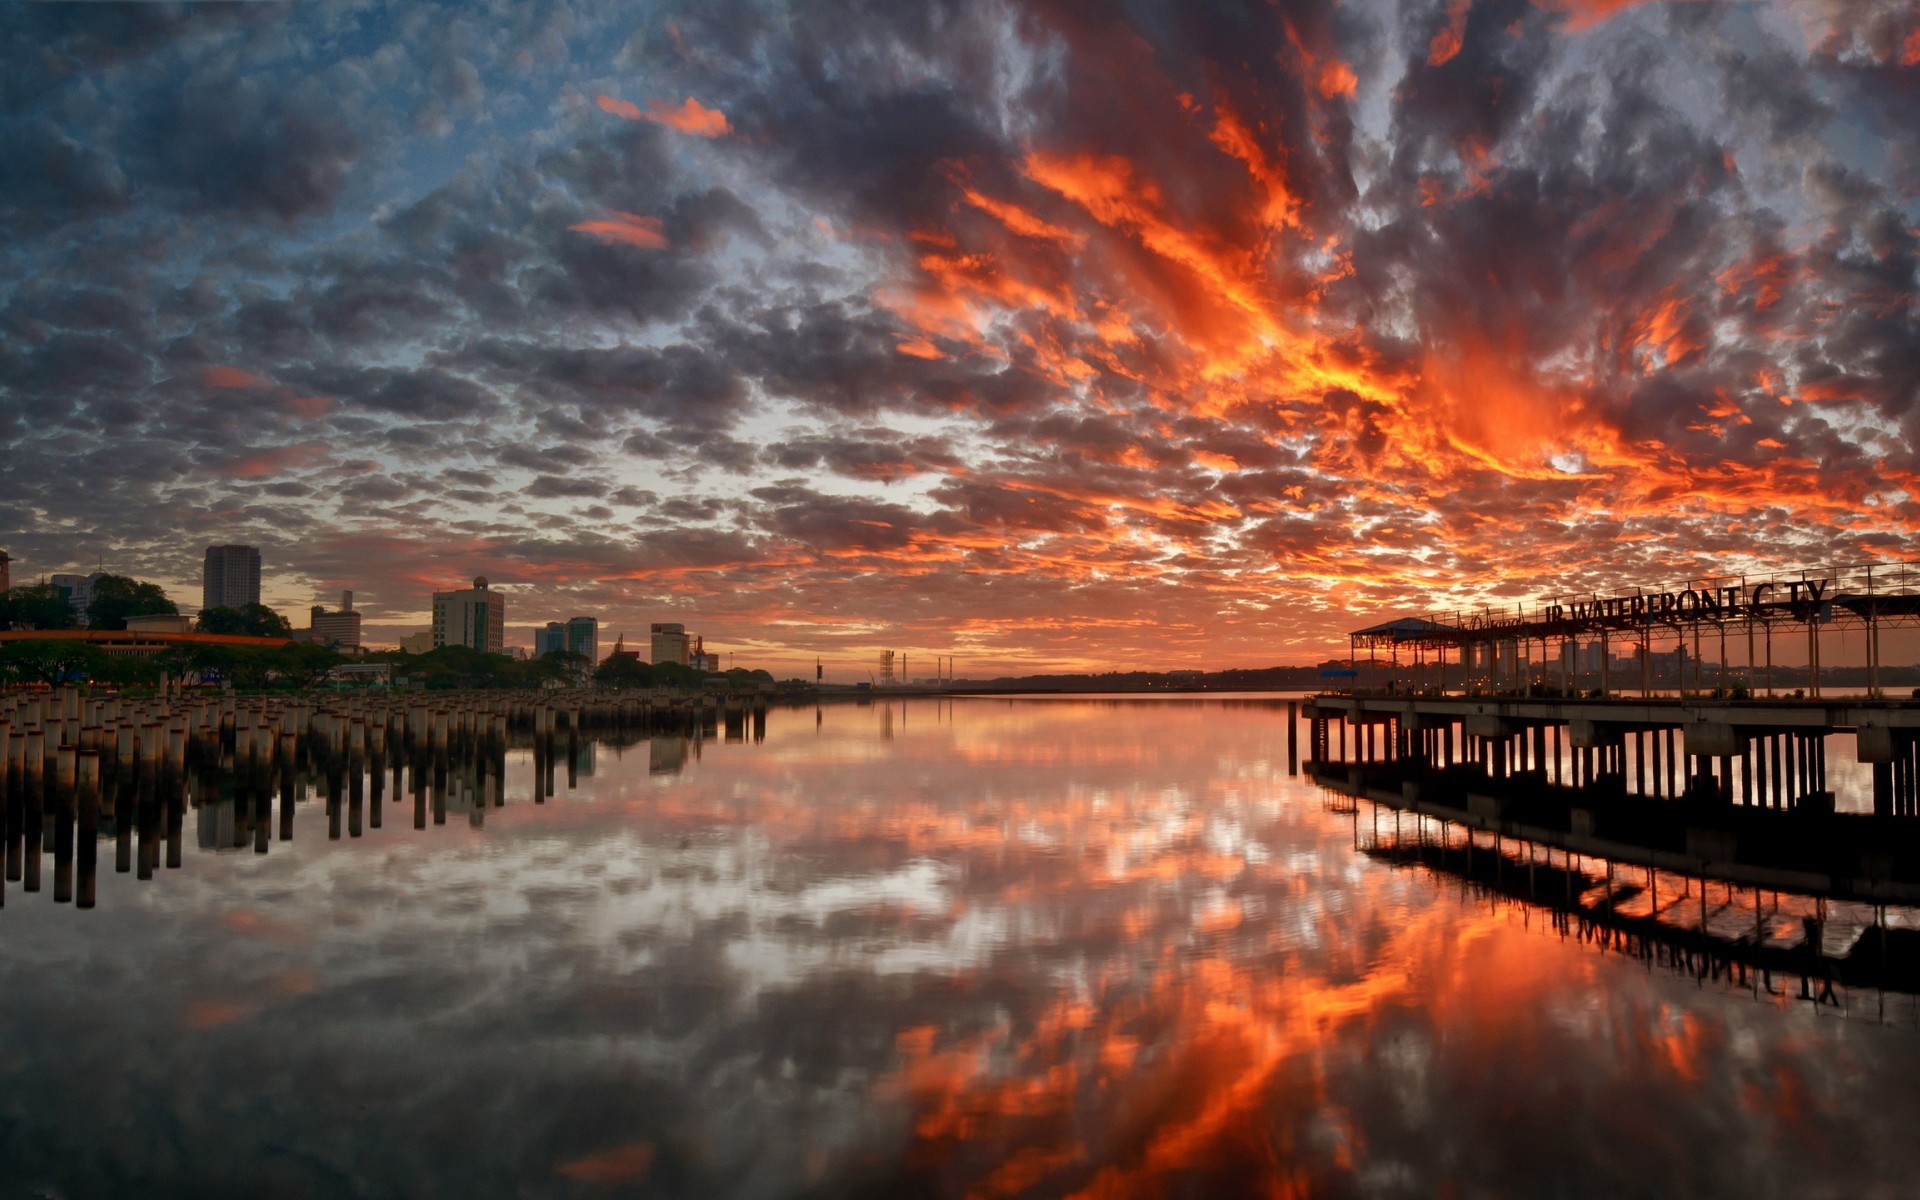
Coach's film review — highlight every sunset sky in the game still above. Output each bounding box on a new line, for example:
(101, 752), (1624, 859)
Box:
(3, 0), (1917, 674)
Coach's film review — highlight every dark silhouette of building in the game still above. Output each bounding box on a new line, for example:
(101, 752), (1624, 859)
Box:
(203, 545), (262, 611)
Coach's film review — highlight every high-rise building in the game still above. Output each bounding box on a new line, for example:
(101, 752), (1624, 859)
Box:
(566, 616), (598, 664)
(432, 576), (505, 654)
(203, 545), (262, 611)
(650, 622), (691, 666)
(537, 616), (601, 664)
(303, 590), (363, 651)
(0, 549), (10, 593)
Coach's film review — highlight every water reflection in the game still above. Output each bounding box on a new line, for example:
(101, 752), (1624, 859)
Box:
(3, 697), (1920, 1198)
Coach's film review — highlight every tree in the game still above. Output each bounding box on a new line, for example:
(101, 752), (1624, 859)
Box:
(534, 649), (590, 686)
(0, 639), (107, 686)
(0, 583), (81, 631)
(651, 660), (697, 689)
(270, 643), (344, 690)
(594, 656), (653, 690)
(197, 603), (293, 638)
(85, 575), (177, 630)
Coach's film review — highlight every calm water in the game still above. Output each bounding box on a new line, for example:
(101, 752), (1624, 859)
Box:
(3, 696), (1918, 1199)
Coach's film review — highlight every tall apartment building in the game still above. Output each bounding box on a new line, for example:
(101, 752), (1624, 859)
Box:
(536, 615), (601, 662)
(432, 576), (505, 654)
(566, 616), (598, 663)
(303, 590), (363, 651)
(203, 544), (262, 610)
(0, 549), (10, 593)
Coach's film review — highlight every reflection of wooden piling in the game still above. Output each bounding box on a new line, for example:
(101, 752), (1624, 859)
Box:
(1287, 701), (1299, 775)
(76, 750), (99, 909)
(347, 718), (365, 839)
(24, 728), (45, 892)
(54, 744), (76, 903)
(368, 723), (386, 828)
(4, 731), (23, 885)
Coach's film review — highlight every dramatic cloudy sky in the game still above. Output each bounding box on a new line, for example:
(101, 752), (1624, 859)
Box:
(2, 0), (1916, 673)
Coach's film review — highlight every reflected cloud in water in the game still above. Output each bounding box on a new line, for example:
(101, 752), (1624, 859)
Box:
(2, 698), (1919, 1197)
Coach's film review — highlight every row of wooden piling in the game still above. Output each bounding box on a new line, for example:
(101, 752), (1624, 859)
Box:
(1308, 711), (1834, 808)
(0, 686), (769, 909)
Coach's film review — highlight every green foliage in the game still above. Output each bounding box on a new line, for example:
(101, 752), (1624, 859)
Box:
(403, 645), (528, 690)
(650, 660), (697, 688)
(534, 649), (591, 685)
(594, 655), (653, 690)
(0, 582), (81, 631)
(84, 574), (177, 630)
(197, 603), (294, 638)
(0, 639), (106, 685)
(164, 641), (345, 691)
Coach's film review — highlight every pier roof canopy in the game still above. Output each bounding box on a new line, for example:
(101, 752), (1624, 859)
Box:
(1349, 617), (1454, 644)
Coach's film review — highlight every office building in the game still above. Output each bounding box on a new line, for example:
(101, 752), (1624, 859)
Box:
(651, 622), (692, 666)
(399, 631), (434, 654)
(566, 616), (598, 663)
(203, 544), (262, 610)
(432, 576), (505, 654)
(0, 549), (10, 593)
(537, 616), (601, 663)
(303, 590), (363, 651)
(50, 571), (105, 617)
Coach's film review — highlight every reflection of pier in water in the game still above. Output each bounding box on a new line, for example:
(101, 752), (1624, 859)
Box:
(2, 688), (773, 911)
(1307, 694), (1920, 1020)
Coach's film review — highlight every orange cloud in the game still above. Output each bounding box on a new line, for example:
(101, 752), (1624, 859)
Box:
(185, 1000), (251, 1030)
(558, 1143), (655, 1184)
(1316, 59), (1358, 99)
(1429, 0), (1471, 65)
(284, 395), (334, 420)
(204, 365), (267, 388)
(1532, 0), (1664, 29)
(568, 210), (669, 248)
(596, 93), (730, 137)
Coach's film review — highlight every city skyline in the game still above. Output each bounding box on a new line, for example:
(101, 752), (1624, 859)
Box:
(3, 2), (1916, 676)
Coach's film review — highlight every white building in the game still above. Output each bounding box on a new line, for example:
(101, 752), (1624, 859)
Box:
(651, 622), (692, 666)
(50, 571), (105, 618)
(432, 577), (506, 654)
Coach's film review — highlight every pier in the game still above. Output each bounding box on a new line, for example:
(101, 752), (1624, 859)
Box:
(0, 686), (770, 910)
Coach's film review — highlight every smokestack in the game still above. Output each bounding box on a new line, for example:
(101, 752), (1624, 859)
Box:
(342, 589), (353, 612)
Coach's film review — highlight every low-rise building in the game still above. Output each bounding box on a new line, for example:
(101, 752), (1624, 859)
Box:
(125, 614), (193, 634)
(302, 590), (363, 651)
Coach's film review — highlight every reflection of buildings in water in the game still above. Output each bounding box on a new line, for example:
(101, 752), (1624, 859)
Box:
(571, 740), (596, 778)
(649, 735), (688, 776)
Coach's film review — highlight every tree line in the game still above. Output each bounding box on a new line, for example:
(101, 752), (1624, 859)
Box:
(1, 577), (778, 690)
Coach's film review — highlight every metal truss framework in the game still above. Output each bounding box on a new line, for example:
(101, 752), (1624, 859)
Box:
(1347, 560), (1920, 699)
